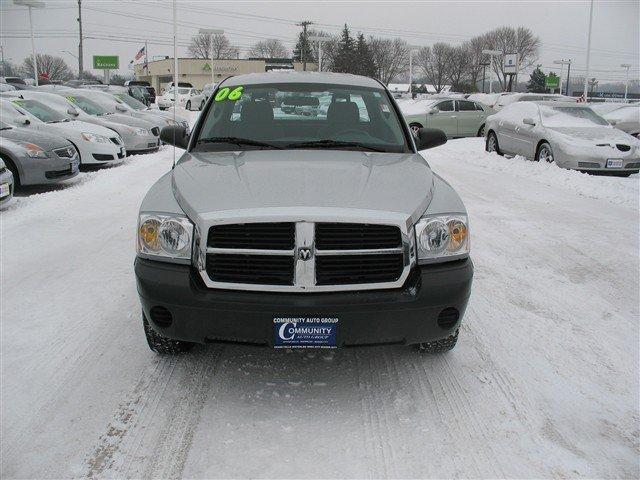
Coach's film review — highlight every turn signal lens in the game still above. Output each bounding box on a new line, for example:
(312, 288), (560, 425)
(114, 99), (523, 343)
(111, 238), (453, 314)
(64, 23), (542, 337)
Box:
(447, 219), (468, 252)
(139, 217), (161, 252)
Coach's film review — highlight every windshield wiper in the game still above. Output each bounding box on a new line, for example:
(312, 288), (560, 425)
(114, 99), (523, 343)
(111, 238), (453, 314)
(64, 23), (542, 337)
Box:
(285, 139), (386, 152)
(196, 137), (282, 149)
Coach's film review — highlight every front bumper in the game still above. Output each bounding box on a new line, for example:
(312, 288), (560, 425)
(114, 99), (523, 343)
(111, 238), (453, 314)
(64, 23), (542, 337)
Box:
(0, 168), (14, 207)
(121, 133), (160, 154)
(555, 147), (640, 173)
(135, 257), (474, 347)
(19, 154), (80, 185)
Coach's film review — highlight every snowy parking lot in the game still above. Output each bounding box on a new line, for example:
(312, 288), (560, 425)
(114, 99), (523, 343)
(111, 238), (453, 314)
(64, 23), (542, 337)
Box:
(1, 113), (638, 478)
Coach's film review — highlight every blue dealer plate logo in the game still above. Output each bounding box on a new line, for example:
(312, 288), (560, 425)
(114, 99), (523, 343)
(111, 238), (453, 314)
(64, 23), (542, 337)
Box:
(274, 317), (338, 349)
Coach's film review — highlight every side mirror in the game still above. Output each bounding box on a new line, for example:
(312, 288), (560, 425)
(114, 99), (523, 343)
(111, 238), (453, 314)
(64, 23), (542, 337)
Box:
(67, 107), (80, 117)
(608, 119), (618, 126)
(13, 117), (30, 126)
(428, 107), (439, 115)
(160, 125), (189, 149)
(415, 127), (447, 151)
(522, 117), (536, 126)
(115, 104), (128, 113)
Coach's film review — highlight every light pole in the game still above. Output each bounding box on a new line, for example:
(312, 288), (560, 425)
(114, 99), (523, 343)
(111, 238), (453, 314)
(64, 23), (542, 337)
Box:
(583, 0), (594, 101)
(482, 49), (501, 94)
(308, 36), (329, 72)
(553, 59), (572, 95)
(621, 63), (631, 100)
(199, 28), (224, 84)
(14, 0), (45, 86)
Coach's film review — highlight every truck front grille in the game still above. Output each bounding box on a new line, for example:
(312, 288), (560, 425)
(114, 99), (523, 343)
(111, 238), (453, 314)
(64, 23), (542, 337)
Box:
(203, 221), (408, 292)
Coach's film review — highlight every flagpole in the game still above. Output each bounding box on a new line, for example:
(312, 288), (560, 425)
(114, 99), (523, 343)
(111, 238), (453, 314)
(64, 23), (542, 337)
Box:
(172, 0), (177, 169)
(145, 40), (148, 76)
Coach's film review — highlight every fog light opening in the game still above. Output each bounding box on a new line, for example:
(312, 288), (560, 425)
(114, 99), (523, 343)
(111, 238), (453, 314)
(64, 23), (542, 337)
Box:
(150, 306), (173, 328)
(437, 307), (459, 329)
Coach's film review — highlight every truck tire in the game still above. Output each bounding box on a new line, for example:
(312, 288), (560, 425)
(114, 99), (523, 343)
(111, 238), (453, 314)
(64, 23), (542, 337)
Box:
(416, 329), (459, 353)
(143, 313), (194, 354)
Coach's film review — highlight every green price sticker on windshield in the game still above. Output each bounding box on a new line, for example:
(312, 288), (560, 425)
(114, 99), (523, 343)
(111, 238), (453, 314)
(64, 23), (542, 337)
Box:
(215, 86), (243, 102)
(11, 100), (25, 107)
(66, 96), (77, 104)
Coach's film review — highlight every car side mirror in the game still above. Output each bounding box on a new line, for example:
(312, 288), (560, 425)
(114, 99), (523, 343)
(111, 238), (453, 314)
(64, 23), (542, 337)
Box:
(115, 104), (128, 113)
(67, 107), (80, 117)
(522, 117), (536, 126)
(608, 119), (618, 126)
(13, 117), (30, 125)
(415, 127), (447, 150)
(160, 125), (189, 149)
(428, 107), (439, 115)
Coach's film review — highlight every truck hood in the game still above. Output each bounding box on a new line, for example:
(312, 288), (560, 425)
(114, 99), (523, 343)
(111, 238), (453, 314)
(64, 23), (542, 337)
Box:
(172, 150), (434, 224)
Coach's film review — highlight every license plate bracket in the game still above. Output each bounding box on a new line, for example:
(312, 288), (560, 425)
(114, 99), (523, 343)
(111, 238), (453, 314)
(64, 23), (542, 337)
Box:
(606, 158), (623, 168)
(274, 317), (338, 349)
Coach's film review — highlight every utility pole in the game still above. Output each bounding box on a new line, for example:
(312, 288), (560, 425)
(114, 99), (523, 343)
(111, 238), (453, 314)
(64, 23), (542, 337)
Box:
(77, 0), (83, 79)
(621, 63), (631, 100)
(14, 0), (45, 86)
(298, 21), (313, 71)
(583, 0), (594, 101)
(565, 60), (571, 96)
(482, 49), (501, 94)
(309, 36), (329, 72)
(480, 62), (489, 93)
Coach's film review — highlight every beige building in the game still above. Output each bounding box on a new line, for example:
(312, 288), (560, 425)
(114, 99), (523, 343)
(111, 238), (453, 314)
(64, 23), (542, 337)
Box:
(134, 58), (317, 93)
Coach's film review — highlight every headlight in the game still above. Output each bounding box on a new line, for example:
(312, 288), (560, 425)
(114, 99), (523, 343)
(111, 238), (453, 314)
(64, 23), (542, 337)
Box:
(81, 132), (110, 144)
(164, 119), (178, 126)
(137, 213), (193, 263)
(415, 214), (469, 263)
(133, 127), (149, 136)
(18, 141), (48, 158)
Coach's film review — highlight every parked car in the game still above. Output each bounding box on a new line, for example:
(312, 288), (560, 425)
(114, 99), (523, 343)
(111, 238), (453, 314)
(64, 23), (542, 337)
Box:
(590, 103), (640, 138)
(281, 95), (320, 117)
(466, 93), (501, 109)
(85, 87), (189, 128)
(0, 77), (27, 87)
(157, 87), (199, 110)
(0, 119), (79, 186)
(125, 81), (156, 104)
(185, 83), (216, 111)
(0, 99), (125, 167)
(493, 93), (576, 111)
(0, 83), (16, 93)
(4, 90), (159, 155)
(402, 98), (492, 138)
(485, 101), (640, 176)
(136, 72), (473, 354)
(0, 157), (14, 208)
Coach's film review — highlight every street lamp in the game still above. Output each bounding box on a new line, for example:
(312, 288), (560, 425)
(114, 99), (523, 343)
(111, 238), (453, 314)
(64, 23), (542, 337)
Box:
(553, 59), (571, 96)
(408, 46), (420, 98)
(621, 63), (631, 100)
(62, 50), (77, 60)
(199, 28), (224, 84)
(13, 0), (45, 86)
(308, 36), (330, 72)
(482, 49), (501, 94)
(583, 0), (595, 101)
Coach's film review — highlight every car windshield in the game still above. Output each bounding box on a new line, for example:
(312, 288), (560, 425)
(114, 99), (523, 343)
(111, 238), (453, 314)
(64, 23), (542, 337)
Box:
(64, 94), (110, 115)
(114, 93), (146, 110)
(195, 82), (410, 153)
(540, 105), (610, 127)
(9, 98), (68, 123)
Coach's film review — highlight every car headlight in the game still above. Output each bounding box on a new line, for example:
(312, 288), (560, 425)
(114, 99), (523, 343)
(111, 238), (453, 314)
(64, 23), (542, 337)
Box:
(415, 214), (469, 263)
(133, 127), (149, 136)
(164, 119), (178, 126)
(180, 120), (189, 128)
(18, 141), (48, 158)
(81, 132), (110, 144)
(137, 213), (193, 263)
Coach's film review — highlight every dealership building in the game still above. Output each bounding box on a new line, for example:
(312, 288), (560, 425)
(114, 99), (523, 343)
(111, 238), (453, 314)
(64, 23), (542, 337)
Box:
(134, 58), (317, 92)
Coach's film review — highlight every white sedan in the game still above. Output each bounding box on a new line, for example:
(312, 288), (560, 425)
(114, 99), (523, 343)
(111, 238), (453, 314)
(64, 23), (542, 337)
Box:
(157, 87), (200, 110)
(485, 101), (640, 176)
(0, 99), (125, 167)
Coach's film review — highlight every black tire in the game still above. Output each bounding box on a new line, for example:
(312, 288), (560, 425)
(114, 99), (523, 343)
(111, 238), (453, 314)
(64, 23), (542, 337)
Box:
(415, 330), (459, 354)
(1, 155), (20, 187)
(485, 131), (502, 155)
(477, 124), (485, 137)
(409, 122), (423, 136)
(536, 142), (554, 163)
(143, 313), (194, 354)
(186, 100), (191, 110)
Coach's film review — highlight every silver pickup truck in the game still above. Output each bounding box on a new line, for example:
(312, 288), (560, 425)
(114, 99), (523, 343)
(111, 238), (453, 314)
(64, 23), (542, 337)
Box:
(135, 72), (473, 354)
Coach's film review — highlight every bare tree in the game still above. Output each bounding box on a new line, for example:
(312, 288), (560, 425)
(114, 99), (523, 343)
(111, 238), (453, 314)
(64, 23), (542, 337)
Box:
(368, 37), (409, 85)
(416, 43), (450, 93)
(188, 33), (239, 60)
(466, 34), (490, 89)
(446, 43), (473, 91)
(247, 39), (289, 58)
(484, 26), (540, 91)
(22, 54), (73, 81)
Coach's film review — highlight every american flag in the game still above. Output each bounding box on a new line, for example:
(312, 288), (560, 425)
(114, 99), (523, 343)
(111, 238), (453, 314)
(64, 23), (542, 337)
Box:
(134, 46), (146, 61)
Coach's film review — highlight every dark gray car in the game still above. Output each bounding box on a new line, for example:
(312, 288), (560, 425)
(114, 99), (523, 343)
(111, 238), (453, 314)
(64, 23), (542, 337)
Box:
(135, 72), (473, 355)
(0, 120), (79, 186)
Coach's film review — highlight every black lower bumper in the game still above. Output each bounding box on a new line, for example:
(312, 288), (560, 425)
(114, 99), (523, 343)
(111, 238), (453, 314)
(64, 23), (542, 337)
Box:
(135, 257), (473, 347)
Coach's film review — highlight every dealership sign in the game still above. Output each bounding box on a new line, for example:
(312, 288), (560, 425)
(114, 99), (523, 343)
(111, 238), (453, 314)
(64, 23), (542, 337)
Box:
(503, 53), (519, 74)
(93, 55), (119, 70)
(545, 75), (560, 89)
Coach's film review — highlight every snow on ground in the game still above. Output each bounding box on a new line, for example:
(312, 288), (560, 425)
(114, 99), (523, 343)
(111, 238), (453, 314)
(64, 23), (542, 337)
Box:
(1, 132), (638, 478)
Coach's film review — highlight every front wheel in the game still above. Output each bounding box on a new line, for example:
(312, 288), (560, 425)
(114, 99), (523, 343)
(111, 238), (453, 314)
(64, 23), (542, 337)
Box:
(143, 313), (194, 354)
(186, 100), (191, 110)
(536, 142), (554, 163)
(485, 131), (502, 155)
(409, 122), (423, 136)
(416, 330), (459, 354)
(477, 124), (485, 137)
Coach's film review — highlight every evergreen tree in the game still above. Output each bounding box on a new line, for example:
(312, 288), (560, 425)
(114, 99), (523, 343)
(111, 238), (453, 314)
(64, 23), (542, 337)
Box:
(353, 33), (377, 77)
(330, 24), (356, 73)
(527, 66), (546, 93)
(294, 31), (315, 63)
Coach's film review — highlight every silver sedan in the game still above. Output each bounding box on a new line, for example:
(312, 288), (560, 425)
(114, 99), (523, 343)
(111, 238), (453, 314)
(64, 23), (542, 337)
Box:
(485, 101), (640, 176)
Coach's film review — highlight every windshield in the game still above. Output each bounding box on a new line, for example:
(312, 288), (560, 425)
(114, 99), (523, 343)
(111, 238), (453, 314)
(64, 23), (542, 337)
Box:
(540, 106), (610, 128)
(195, 82), (410, 153)
(64, 94), (109, 115)
(114, 93), (146, 110)
(9, 98), (68, 123)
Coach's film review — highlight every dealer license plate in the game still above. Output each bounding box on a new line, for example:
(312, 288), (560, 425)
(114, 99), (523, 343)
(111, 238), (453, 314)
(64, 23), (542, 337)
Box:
(0, 183), (9, 198)
(274, 317), (338, 349)
(606, 159), (623, 168)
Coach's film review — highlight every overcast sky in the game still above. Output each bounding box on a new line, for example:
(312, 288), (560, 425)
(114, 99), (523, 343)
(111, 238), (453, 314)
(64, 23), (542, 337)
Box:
(1, 0), (638, 83)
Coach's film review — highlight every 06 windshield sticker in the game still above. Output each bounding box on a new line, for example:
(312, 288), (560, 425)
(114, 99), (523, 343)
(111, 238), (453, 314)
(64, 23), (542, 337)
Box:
(11, 99), (25, 107)
(66, 96), (78, 104)
(214, 86), (243, 102)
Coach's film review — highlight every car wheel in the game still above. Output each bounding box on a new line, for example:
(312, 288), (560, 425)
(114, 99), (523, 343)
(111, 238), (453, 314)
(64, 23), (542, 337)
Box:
(200, 100), (205, 111)
(186, 100), (191, 110)
(536, 142), (554, 163)
(485, 131), (502, 155)
(409, 123), (423, 136)
(1, 155), (20, 187)
(415, 330), (459, 353)
(143, 312), (194, 354)
(477, 124), (485, 137)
